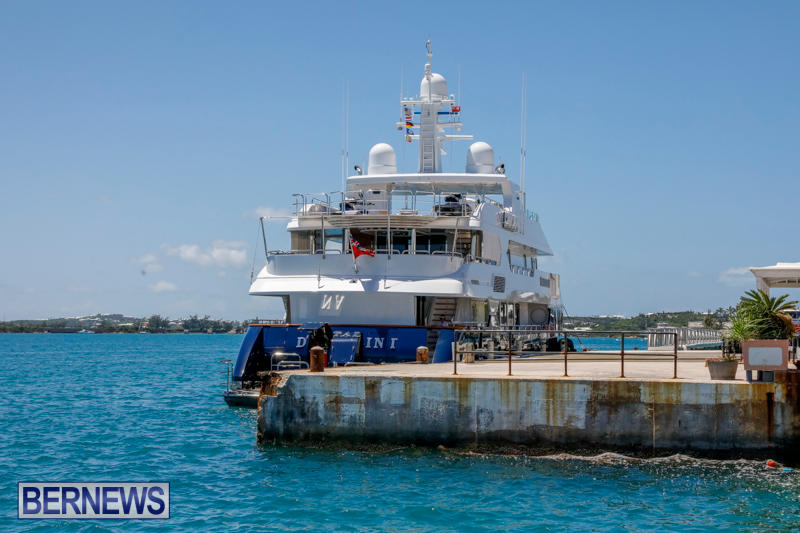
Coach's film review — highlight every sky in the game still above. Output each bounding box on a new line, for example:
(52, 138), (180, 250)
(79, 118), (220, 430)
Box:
(1, 1), (799, 321)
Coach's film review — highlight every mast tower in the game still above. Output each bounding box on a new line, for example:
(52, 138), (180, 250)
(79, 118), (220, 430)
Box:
(398, 41), (473, 173)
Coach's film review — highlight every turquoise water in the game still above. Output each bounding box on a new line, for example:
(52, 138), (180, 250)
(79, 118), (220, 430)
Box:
(574, 336), (648, 352)
(1, 333), (799, 531)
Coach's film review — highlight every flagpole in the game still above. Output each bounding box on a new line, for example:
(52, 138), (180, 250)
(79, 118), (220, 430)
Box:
(350, 235), (358, 273)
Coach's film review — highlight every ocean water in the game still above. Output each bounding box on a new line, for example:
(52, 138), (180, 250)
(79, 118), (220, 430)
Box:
(574, 336), (648, 352)
(1, 333), (798, 531)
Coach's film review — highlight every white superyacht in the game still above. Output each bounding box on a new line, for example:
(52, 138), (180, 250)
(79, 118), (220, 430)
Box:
(231, 43), (563, 386)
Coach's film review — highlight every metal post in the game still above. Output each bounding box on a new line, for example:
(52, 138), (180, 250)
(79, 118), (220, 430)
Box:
(387, 205), (391, 261)
(452, 341), (457, 375)
(321, 214), (325, 259)
(259, 217), (269, 261)
(673, 333), (678, 379)
(620, 333), (625, 378)
(507, 330), (513, 376)
(563, 332), (568, 377)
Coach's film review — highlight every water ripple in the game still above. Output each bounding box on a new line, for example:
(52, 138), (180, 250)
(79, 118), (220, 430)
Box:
(1, 334), (799, 531)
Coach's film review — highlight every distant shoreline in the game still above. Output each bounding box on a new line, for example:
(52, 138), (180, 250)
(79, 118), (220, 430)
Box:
(0, 331), (245, 334)
(0, 314), (277, 334)
(0, 309), (729, 334)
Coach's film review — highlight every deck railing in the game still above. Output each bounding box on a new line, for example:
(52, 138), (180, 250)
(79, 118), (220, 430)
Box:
(647, 327), (721, 349)
(452, 329), (682, 379)
(290, 190), (539, 220)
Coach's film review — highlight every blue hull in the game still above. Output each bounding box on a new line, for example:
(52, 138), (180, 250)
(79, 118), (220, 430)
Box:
(233, 324), (454, 382)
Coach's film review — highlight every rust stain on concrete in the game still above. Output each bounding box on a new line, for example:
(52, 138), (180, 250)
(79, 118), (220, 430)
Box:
(257, 373), (800, 452)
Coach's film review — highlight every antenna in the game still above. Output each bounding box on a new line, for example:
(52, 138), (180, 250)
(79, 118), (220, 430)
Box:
(457, 64), (462, 107)
(400, 65), (405, 167)
(400, 65), (404, 106)
(425, 39), (432, 91)
(345, 81), (350, 190)
(519, 73), (527, 205)
(341, 81), (346, 193)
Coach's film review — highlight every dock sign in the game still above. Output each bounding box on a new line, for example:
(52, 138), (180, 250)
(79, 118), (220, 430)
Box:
(18, 482), (169, 519)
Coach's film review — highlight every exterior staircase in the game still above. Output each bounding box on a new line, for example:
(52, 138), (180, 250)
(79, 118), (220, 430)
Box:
(455, 232), (472, 256)
(426, 297), (457, 348)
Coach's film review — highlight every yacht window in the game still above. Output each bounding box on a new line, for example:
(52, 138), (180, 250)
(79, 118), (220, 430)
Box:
(391, 231), (411, 254)
(325, 229), (343, 252)
(482, 232), (502, 263)
(371, 231), (412, 254)
(507, 240), (538, 270)
(291, 231), (313, 253)
(349, 230), (374, 250)
(416, 230), (449, 253)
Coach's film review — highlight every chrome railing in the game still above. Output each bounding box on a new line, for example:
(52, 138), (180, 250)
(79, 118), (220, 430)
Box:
(291, 190), (499, 219)
(509, 264), (536, 276)
(287, 191), (541, 228)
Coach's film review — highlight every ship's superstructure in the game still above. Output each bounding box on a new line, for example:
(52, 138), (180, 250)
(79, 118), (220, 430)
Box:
(232, 43), (563, 384)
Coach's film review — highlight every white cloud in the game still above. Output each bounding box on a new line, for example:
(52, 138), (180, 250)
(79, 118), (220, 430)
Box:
(687, 271), (702, 278)
(252, 206), (291, 219)
(149, 281), (177, 293)
(133, 253), (163, 273)
(718, 267), (753, 286)
(135, 253), (158, 264)
(162, 240), (248, 269)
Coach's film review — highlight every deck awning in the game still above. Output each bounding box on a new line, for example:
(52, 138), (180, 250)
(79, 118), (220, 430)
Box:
(750, 262), (800, 293)
(347, 173), (512, 196)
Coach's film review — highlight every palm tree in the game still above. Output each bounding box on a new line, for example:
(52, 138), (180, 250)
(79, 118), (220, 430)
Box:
(737, 290), (797, 339)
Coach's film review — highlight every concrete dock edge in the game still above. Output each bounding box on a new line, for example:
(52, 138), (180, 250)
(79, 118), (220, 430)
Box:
(257, 372), (800, 453)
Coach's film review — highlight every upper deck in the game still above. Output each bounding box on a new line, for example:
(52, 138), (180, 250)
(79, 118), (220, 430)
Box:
(247, 42), (562, 311)
(280, 183), (551, 260)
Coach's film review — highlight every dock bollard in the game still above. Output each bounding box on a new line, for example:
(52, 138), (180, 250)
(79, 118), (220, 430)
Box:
(309, 346), (326, 372)
(416, 346), (429, 363)
(462, 343), (475, 364)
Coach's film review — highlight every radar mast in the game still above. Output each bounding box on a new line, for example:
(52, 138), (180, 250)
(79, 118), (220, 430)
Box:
(398, 41), (473, 173)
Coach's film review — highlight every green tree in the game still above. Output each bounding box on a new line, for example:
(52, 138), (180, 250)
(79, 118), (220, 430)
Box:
(147, 314), (170, 333)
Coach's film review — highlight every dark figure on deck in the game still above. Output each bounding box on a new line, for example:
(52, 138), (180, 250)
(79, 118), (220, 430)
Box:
(309, 323), (333, 353)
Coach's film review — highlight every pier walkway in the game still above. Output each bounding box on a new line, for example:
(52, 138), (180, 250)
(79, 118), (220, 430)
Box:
(258, 349), (800, 452)
(282, 350), (738, 382)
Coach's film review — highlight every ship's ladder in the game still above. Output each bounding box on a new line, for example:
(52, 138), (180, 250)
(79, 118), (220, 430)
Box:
(419, 108), (436, 173)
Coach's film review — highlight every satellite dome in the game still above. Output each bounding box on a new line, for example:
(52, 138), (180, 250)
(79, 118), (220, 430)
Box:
(420, 72), (447, 102)
(367, 143), (397, 175)
(466, 142), (494, 173)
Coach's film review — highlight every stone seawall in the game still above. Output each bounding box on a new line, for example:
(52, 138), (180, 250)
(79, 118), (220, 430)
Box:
(257, 373), (800, 452)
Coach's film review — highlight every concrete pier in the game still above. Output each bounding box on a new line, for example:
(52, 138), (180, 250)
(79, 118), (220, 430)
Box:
(257, 355), (800, 454)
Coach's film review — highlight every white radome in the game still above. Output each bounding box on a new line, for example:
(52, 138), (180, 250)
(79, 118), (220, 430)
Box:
(466, 141), (495, 174)
(367, 143), (397, 175)
(420, 72), (447, 101)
